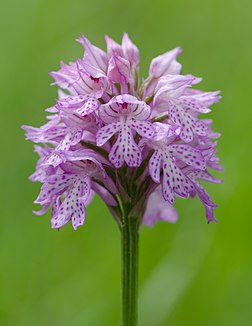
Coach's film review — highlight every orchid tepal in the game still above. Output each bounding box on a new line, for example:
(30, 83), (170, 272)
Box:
(22, 34), (222, 326)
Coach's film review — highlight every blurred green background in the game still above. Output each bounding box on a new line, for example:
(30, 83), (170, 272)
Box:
(1, 0), (251, 325)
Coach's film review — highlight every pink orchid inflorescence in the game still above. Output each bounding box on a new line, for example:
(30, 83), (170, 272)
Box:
(23, 34), (223, 230)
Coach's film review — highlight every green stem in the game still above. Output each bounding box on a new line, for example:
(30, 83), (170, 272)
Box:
(121, 215), (139, 326)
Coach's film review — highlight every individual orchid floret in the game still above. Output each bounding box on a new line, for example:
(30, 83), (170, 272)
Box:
(153, 74), (221, 142)
(96, 95), (154, 167)
(35, 155), (106, 230)
(141, 122), (206, 204)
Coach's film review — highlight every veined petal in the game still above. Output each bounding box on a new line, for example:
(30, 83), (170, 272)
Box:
(77, 35), (108, 72)
(99, 103), (120, 124)
(107, 54), (132, 84)
(77, 58), (106, 80)
(99, 95), (152, 123)
(154, 74), (201, 101)
(149, 47), (182, 78)
(122, 33), (140, 66)
(130, 102), (152, 121)
(105, 35), (123, 57)
(49, 61), (78, 92)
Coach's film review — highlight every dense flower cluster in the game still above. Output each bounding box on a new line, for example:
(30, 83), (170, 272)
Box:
(23, 34), (223, 230)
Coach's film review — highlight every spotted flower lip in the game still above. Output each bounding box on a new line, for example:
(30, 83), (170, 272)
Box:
(23, 33), (222, 230)
(96, 95), (154, 168)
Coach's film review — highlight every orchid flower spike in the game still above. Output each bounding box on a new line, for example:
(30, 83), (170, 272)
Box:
(23, 33), (222, 230)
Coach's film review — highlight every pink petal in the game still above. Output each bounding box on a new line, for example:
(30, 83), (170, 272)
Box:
(168, 101), (207, 142)
(149, 47), (182, 78)
(75, 97), (100, 116)
(179, 97), (211, 113)
(35, 174), (77, 204)
(107, 54), (132, 84)
(130, 102), (152, 121)
(51, 196), (86, 230)
(96, 122), (121, 146)
(105, 35), (123, 57)
(122, 33), (140, 66)
(51, 176), (91, 230)
(33, 202), (51, 216)
(148, 150), (162, 182)
(169, 144), (206, 170)
(130, 120), (154, 138)
(77, 35), (108, 72)
(109, 126), (142, 168)
(143, 187), (178, 226)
